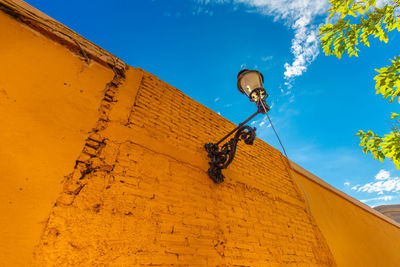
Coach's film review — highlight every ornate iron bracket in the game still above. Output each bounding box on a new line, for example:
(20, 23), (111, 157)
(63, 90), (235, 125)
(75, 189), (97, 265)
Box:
(204, 95), (270, 183)
(205, 125), (256, 183)
(204, 101), (269, 183)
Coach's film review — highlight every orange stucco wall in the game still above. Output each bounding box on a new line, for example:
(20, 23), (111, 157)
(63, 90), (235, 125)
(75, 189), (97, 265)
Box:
(294, 168), (400, 267)
(0, 9), (115, 266)
(32, 68), (335, 266)
(1, 1), (399, 266)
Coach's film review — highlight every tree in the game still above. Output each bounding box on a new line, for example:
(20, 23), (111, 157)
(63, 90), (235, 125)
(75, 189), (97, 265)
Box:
(319, 0), (400, 167)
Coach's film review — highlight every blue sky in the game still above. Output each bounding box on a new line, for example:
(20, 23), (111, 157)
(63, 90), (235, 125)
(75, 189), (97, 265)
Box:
(27, 0), (400, 207)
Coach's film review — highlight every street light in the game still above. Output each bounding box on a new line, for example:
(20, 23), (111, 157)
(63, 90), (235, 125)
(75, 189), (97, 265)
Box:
(237, 69), (266, 102)
(204, 69), (270, 183)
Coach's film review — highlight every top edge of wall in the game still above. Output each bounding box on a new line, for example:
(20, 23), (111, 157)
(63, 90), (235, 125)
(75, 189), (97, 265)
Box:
(290, 160), (400, 229)
(0, 0), (126, 75)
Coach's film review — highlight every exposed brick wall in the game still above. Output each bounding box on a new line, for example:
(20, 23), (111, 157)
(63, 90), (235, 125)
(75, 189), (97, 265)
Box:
(34, 68), (335, 266)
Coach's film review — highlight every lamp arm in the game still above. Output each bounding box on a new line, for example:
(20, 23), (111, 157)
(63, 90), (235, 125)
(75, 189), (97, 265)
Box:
(213, 98), (269, 146)
(214, 109), (260, 146)
(205, 105), (269, 184)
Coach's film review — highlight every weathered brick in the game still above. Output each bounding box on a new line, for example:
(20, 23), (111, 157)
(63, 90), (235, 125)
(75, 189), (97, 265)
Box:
(35, 69), (335, 266)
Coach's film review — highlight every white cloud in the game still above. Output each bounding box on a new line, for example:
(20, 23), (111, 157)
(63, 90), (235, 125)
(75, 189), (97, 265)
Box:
(353, 170), (400, 195)
(198, 1), (395, 90)
(283, 24), (320, 85)
(376, 0), (394, 7)
(375, 169), (390, 180)
(255, 114), (270, 128)
(357, 178), (400, 194)
(196, 0), (230, 4)
(207, 0), (330, 89)
(351, 184), (360, 191)
(360, 195), (393, 203)
(233, 0), (328, 20)
(344, 182), (350, 186)
(214, 97), (220, 102)
(193, 6), (215, 16)
(262, 55), (273, 61)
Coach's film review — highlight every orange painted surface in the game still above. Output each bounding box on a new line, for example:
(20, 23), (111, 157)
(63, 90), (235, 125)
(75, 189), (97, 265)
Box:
(0, 10), (114, 266)
(3, 1), (399, 266)
(33, 69), (336, 266)
(294, 169), (400, 267)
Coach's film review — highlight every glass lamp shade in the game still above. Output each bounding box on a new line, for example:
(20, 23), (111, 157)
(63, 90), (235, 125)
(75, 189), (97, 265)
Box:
(237, 69), (266, 102)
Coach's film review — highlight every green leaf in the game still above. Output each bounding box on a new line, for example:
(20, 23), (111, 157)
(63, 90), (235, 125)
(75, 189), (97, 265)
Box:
(321, 0), (400, 169)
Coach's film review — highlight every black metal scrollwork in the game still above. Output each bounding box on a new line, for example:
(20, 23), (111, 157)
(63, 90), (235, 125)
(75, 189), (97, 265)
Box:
(205, 125), (256, 183)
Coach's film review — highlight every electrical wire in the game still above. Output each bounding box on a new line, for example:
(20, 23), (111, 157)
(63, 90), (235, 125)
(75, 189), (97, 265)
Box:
(258, 100), (313, 222)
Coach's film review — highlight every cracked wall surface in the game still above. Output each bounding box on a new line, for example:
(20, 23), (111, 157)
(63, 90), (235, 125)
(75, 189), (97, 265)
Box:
(4, 1), (399, 266)
(33, 69), (336, 266)
(0, 3), (337, 264)
(0, 8), (117, 266)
